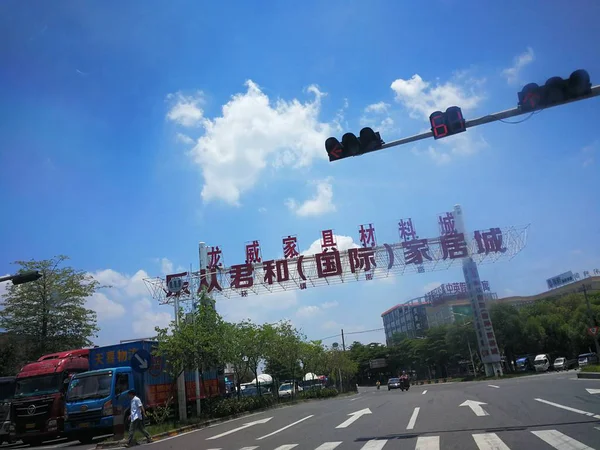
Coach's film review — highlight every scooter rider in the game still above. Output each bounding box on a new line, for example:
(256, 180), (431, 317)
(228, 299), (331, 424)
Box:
(376, 380), (381, 390)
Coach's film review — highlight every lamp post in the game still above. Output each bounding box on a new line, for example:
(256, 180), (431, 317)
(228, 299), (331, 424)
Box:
(454, 313), (477, 376)
(0, 271), (42, 285)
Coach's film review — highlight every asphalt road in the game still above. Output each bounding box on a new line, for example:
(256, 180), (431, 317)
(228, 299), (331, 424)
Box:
(3, 371), (599, 450)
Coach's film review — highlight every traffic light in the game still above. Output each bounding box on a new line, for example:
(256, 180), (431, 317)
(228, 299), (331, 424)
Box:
(11, 271), (42, 285)
(429, 106), (466, 140)
(325, 127), (384, 162)
(518, 69), (592, 112)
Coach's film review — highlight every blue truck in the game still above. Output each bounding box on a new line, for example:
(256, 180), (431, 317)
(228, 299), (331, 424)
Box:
(63, 340), (223, 444)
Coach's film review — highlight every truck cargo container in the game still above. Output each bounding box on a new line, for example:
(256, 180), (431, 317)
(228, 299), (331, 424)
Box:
(64, 340), (223, 443)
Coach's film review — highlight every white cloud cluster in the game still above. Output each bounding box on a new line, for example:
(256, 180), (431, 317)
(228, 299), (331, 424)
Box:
(295, 300), (339, 319)
(302, 234), (360, 256)
(360, 102), (395, 133)
(285, 178), (336, 217)
(166, 91), (205, 127)
(502, 47), (535, 85)
(581, 141), (597, 167)
(166, 81), (336, 206)
(390, 73), (484, 121)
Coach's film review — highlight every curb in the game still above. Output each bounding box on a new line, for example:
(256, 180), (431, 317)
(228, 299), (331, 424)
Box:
(577, 372), (600, 379)
(95, 393), (356, 449)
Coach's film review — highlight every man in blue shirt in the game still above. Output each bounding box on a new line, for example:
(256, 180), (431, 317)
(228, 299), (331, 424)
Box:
(127, 390), (152, 446)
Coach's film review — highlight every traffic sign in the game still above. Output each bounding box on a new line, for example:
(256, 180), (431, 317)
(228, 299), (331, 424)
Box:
(587, 327), (598, 337)
(131, 349), (151, 373)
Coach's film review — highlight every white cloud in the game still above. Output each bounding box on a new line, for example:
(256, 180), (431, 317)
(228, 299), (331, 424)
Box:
(321, 301), (339, 309)
(422, 281), (442, 293)
(86, 292), (126, 321)
(411, 130), (489, 165)
(132, 298), (173, 337)
(258, 207), (267, 213)
(166, 91), (205, 127)
(581, 141), (597, 167)
(502, 47), (535, 85)
(302, 235), (360, 256)
(217, 290), (298, 323)
(176, 133), (195, 145)
(364, 102), (390, 114)
(391, 73), (484, 121)
(169, 80), (335, 206)
(160, 258), (174, 275)
(285, 178), (336, 217)
(296, 305), (321, 318)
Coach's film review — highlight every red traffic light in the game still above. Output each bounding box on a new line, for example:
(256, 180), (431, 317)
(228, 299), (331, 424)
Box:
(325, 137), (344, 161)
(518, 69), (592, 112)
(325, 128), (384, 162)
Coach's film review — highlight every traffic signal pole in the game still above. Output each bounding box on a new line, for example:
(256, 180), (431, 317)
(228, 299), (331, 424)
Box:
(377, 85), (600, 152)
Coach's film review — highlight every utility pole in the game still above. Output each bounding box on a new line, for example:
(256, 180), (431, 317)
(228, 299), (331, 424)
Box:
(341, 329), (346, 352)
(581, 284), (600, 355)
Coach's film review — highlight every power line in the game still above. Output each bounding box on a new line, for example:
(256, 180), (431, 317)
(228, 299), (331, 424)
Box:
(317, 327), (385, 341)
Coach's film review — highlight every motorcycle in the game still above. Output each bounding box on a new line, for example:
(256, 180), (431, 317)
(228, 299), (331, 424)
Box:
(399, 375), (410, 391)
(376, 382), (380, 390)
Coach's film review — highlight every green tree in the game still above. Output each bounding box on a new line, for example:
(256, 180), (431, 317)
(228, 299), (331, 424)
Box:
(264, 321), (303, 392)
(0, 256), (99, 362)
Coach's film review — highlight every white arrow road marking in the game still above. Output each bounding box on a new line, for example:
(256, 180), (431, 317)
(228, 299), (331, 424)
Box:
(534, 398), (600, 419)
(314, 442), (342, 450)
(206, 417), (272, 440)
(407, 407), (420, 430)
(415, 436), (439, 450)
(532, 429), (595, 449)
(586, 388), (600, 394)
(488, 384), (500, 389)
(459, 400), (489, 417)
(359, 440), (388, 450)
(134, 354), (148, 369)
(256, 415), (314, 440)
(336, 408), (372, 429)
(422, 390), (428, 395)
(472, 433), (510, 450)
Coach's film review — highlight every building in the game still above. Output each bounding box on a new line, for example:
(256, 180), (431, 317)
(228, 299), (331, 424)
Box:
(381, 281), (497, 346)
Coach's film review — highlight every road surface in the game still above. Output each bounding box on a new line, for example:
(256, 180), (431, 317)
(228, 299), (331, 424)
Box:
(2, 371), (599, 449)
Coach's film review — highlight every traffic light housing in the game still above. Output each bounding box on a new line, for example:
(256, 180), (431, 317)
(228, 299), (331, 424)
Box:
(429, 106), (466, 140)
(325, 127), (384, 162)
(518, 69), (592, 112)
(11, 271), (42, 285)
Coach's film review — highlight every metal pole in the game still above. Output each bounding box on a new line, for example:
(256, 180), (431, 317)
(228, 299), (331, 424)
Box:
(341, 329), (346, 352)
(194, 242), (207, 417)
(467, 340), (476, 376)
(373, 86), (600, 153)
(174, 296), (187, 421)
(582, 285), (600, 355)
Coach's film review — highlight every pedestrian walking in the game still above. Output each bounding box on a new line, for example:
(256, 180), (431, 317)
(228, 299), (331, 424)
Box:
(126, 390), (153, 446)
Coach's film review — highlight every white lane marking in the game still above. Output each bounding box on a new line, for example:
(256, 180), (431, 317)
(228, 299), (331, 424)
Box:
(206, 448), (222, 450)
(273, 445), (298, 450)
(532, 429), (594, 449)
(488, 384), (500, 388)
(239, 447), (259, 450)
(407, 407), (420, 430)
(359, 440), (388, 450)
(422, 390), (428, 395)
(314, 442), (342, 450)
(207, 417), (272, 440)
(586, 388), (600, 394)
(350, 397), (359, 401)
(415, 436), (439, 450)
(534, 398), (600, 419)
(256, 415), (314, 440)
(336, 408), (372, 429)
(472, 433), (510, 450)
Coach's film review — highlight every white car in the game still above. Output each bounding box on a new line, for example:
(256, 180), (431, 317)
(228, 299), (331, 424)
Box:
(278, 383), (302, 398)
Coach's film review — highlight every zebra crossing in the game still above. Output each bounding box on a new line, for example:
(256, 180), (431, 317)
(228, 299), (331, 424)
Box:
(205, 429), (597, 450)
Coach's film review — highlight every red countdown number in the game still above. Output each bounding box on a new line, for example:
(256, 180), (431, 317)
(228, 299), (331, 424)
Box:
(429, 112), (448, 139)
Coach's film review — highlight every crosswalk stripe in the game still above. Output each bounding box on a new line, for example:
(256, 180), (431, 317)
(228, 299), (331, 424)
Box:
(472, 433), (510, 450)
(531, 430), (594, 450)
(359, 439), (388, 450)
(314, 442), (342, 450)
(415, 436), (439, 450)
(239, 447), (259, 450)
(273, 445), (298, 450)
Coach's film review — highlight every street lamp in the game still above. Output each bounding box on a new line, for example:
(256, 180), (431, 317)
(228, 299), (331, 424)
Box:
(454, 313), (477, 376)
(0, 271), (42, 286)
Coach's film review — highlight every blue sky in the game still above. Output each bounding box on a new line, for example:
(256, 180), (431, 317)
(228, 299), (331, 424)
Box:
(1, 0), (599, 347)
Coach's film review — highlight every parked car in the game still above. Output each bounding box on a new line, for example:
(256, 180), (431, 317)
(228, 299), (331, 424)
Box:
(578, 352), (599, 367)
(553, 357), (577, 371)
(278, 383), (302, 398)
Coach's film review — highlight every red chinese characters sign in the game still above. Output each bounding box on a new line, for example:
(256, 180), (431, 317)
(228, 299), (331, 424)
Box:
(151, 211), (528, 301)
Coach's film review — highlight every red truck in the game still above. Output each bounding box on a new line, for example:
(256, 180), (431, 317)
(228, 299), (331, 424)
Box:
(11, 349), (89, 446)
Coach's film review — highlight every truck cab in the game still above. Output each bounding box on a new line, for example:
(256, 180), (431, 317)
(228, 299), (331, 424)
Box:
(0, 377), (16, 444)
(533, 354), (551, 372)
(64, 367), (134, 444)
(11, 349), (89, 446)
